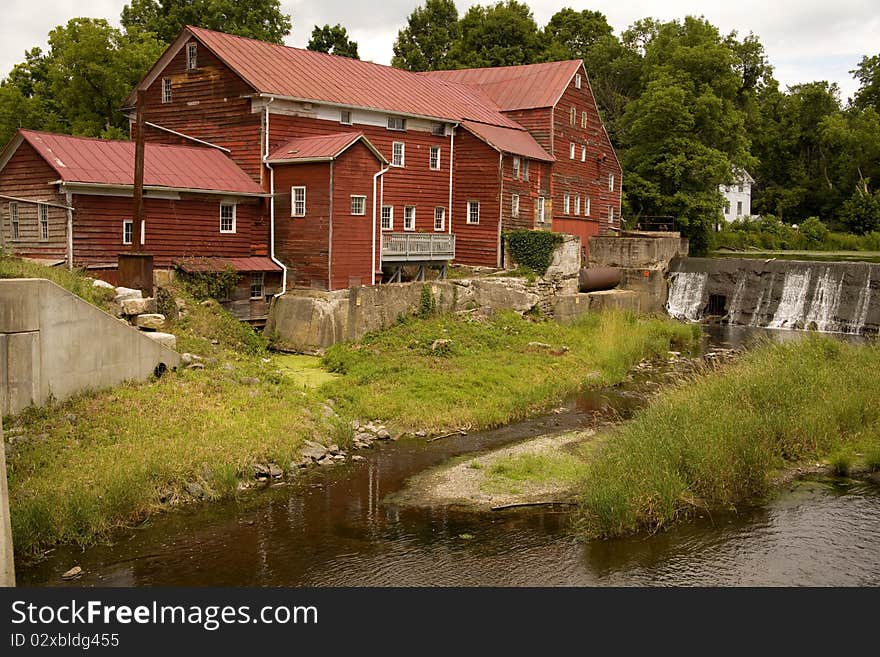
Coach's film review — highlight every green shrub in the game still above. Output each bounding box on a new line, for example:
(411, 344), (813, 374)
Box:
(176, 259), (239, 301)
(504, 230), (564, 275)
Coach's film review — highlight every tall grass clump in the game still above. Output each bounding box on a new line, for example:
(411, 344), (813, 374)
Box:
(0, 254), (114, 309)
(577, 337), (880, 538)
(321, 309), (699, 432)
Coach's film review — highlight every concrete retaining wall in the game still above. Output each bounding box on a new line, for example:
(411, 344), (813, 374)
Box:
(1, 279), (180, 415)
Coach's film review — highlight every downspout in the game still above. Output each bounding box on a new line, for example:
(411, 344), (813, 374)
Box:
(65, 191), (74, 270)
(263, 97), (287, 296)
(371, 165), (390, 286)
(497, 151), (504, 268)
(448, 123), (457, 235)
(328, 160), (334, 290)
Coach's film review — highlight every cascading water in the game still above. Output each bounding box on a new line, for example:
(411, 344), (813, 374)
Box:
(666, 271), (707, 320)
(849, 269), (873, 333)
(768, 270), (811, 329)
(726, 275), (747, 325)
(803, 267), (845, 332)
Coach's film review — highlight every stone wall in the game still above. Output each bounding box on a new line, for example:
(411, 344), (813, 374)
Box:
(588, 231), (688, 313)
(0, 279), (180, 415)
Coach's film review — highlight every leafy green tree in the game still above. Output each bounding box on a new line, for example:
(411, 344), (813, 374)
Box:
(447, 1), (543, 68)
(541, 8), (613, 62)
(392, 0), (460, 71)
(840, 184), (880, 234)
(307, 24), (359, 59)
(851, 54), (880, 111)
(120, 0), (291, 44)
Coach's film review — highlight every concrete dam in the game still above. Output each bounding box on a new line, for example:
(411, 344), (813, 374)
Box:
(666, 257), (879, 335)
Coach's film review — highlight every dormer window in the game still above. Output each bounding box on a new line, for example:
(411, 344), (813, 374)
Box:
(187, 43), (197, 70)
(387, 116), (406, 131)
(340, 110), (352, 125)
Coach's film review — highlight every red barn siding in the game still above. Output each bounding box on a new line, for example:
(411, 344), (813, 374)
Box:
(499, 153), (552, 232)
(330, 142), (381, 290)
(452, 130), (501, 267)
(71, 193), (263, 268)
(269, 114), (450, 236)
(502, 107), (554, 154)
(550, 68), (622, 242)
(138, 38), (263, 180)
(0, 142), (69, 261)
(272, 161), (332, 289)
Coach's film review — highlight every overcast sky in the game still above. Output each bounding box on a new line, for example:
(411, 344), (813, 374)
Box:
(2, 1), (878, 103)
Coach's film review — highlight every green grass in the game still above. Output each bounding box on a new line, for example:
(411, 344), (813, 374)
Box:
(275, 354), (340, 388)
(865, 445), (880, 472)
(576, 337), (880, 539)
(0, 254), (115, 309)
(483, 452), (588, 495)
(321, 310), (700, 433)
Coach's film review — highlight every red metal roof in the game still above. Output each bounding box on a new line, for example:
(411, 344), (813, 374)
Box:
(424, 60), (583, 111)
(267, 132), (386, 163)
(176, 256), (282, 273)
(186, 26), (521, 128)
(18, 129), (264, 195)
(460, 121), (554, 162)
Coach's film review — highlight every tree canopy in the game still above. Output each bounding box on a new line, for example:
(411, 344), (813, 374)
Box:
(307, 24), (360, 59)
(392, 0), (460, 72)
(446, 1), (544, 68)
(120, 0), (292, 44)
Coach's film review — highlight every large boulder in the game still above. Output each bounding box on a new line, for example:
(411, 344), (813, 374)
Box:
(135, 313), (166, 331)
(142, 331), (176, 349)
(121, 297), (158, 315)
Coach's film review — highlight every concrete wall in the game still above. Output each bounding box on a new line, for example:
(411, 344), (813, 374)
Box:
(587, 231), (688, 313)
(1, 279), (181, 415)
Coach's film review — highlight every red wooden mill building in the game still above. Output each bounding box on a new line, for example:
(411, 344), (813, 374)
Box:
(0, 25), (622, 311)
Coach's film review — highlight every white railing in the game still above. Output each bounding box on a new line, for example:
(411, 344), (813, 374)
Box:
(381, 232), (455, 262)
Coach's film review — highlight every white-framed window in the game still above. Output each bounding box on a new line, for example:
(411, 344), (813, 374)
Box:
(724, 201), (731, 216)
(570, 143), (575, 159)
(511, 194), (519, 218)
(574, 195), (580, 215)
(430, 146), (441, 170)
(162, 77), (172, 103)
(387, 116), (406, 131)
(340, 110), (352, 125)
(738, 184), (744, 193)
(608, 205), (615, 222)
(434, 207), (445, 231)
(563, 193), (571, 215)
(536, 197), (545, 223)
(392, 141), (405, 167)
(523, 159), (529, 181)
(122, 220), (145, 245)
(220, 202), (236, 233)
(350, 195), (366, 215)
(581, 146), (586, 162)
(512, 156), (520, 179)
(291, 186), (306, 217)
(737, 201), (743, 216)
(9, 202), (19, 240)
(431, 122), (445, 137)
(38, 203), (49, 240)
(250, 272), (264, 299)
(187, 42), (197, 70)
(570, 107), (576, 125)
(467, 200), (480, 225)
(381, 205), (393, 230)
(584, 195), (591, 217)
(403, 206), (416, 231)
(581, 111), (587, 129)
(608, 173), (615, 192)
(575, 73), (582, 89)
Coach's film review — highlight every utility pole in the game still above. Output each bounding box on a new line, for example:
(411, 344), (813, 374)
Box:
(132, 89), (145, 254)
(0, 415), (14, 586)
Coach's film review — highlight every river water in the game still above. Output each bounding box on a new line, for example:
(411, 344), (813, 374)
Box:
(19, 326), (880, 586)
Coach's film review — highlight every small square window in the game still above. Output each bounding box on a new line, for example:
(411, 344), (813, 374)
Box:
(430, 146), (440, 170)
(511, 194), (519, 218)
(434, 207), (445, 231)
(382, 205), (394, 230)
(340, 110), (352, 125)
(122, 219), (132, 245)
(431, 122), (445, 137)
(467, 201), (480, 225)
(291, 186), (306, 217)
(187, 43), (197, 70)
(381, 205), (393, 230)
(162, 77), (172, 103)
(387, 116), (406, 131)
(404, 206), (416, 231)
(250, 272), (265, 299)
(351, 195), (366, 215)
(392, 142), (405, 167)
(220, 202), (236, 233)
(39, 203), (49, 240)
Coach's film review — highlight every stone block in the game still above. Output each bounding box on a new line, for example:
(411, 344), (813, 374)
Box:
(114, 287), (143, 302)
(120, 297), (158, 315)
(135, 313), (166, 330)
(143, 331), (176, 349)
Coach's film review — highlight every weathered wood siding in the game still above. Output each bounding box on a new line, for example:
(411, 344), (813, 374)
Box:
(272, 161), (332, 289)
(330, 142), (380, 290)
(222, 271), (282, 321)
(0, 141), (69, 260)
(550, 65), (622, 244)
(452, 130), (501, 267)
(499, 154), (552, 232)
(502, 107), (554, 154)
(71, 193), (264, 268)
(138, 38), (263, 180)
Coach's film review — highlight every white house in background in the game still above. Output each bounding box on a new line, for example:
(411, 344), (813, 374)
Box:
(719, 168), (755, 224)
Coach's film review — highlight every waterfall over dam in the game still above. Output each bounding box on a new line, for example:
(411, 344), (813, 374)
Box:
(666, 257), (879, 335)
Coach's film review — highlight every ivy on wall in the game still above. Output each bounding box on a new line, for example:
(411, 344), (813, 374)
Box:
(504, 230), (564, 275)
